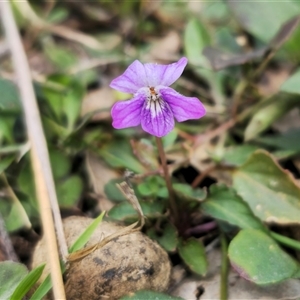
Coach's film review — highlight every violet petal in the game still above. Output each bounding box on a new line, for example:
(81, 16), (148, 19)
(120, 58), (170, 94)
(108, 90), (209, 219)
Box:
(141, 98), (174, 137)
(160, 87), (206, 122)
(111, 93), (145, 129)
(144, 57), (188, 87)
(109, 60), (148, 93)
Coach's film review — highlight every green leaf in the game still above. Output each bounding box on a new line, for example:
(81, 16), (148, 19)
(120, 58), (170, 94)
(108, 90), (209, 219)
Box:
(46, 7), (69, 23)
(137, 176), (164, 197)
(30, 263), (66, 300)
(104, 179), (127, 202)
(255, 128), (300, 152)
(0, 79), (21, 112)
(200, 0), (230, 24)
(63, 86), (84, 132)
(4, 199), (32, 232)
(184, 18), (211, 67)
(147, 222), (178, 252)
(69, 211), (105, 253)
(49, 149), (71, 179)
(202, 184), (265, 230)
(280, 68), (300, 94)
(244, 93), (299, 141)
(158, 184), (206, 204)
(43, 117), (69, 139)
(0, 117), (15, 143)
(42, 74), (85, 133)
(29, 274), (51, 300)
(42, 86), (66, 121)
(222, 145), (260, 166)
(0, 261), (28, 299)
(228, 0), (300, 42)
(57, 175), (83, 207)
(175, 183), (206, 202)
(0, 155), (15, 174)
(162, 130), (178, 148)
(228, 229), (298, 284)
(44, 43), (78, 70)
(233, 150), (300, 224)
(108, 200), (165, 221)
(99, 140), (146, 173)
(120, 290), (183, 300)
(178, 237), (208, 276)
(10, 264), (45, 300)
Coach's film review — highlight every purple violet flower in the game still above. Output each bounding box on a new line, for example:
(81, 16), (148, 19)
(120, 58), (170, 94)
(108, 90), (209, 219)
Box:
(110, 57), (206, 137)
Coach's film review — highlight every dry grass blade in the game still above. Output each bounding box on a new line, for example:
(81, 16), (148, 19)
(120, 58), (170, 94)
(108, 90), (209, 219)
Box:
(0, 2), (67, 299)
(117, 181), (145, 226)
(68, 221), (141, 261)
(68, 181), (145, 261)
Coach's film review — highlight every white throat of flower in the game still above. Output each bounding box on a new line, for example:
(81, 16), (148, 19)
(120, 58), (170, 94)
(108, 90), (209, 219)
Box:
(146, 86), (165, 118)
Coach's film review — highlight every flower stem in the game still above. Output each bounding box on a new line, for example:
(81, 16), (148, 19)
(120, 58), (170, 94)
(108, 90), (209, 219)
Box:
(155, 137), (178, 224)
(271, 231), (300, 251)
(220, 232), (229, 300)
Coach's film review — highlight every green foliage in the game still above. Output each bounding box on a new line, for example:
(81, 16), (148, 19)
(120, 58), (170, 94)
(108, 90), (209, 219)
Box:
(0, 79), (21, 113)
(244, 94), (299, 141)
(99, 140), (146, 173)
(28, 274), (47, 300)
(147, 222), (178, 252)
(120, 290), (183, 300)
(10, 264), (45, 300)
(104, 178), (128, 202)
(202, 184), (265, 230)
(184, 18), (210, 67)
(69, 211), (105, 253)
(0, 261), (28, 299)
(222, 145), (260, 166)
(178, 237), (208, 276)
(233, 150), (300, 224)
(32, 212), (105, 299)
(228, 0), (300, 42)
(280, 68), (300, 94)
(229, 229), (299, 284)
(3, 0), (300, 297)
(108, 200), (165, 221)
(256, 128), (300, 152)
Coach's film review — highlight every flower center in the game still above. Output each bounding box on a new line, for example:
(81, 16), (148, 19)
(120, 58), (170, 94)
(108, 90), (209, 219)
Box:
(149, 86), (159, 101)
(146, 87), (166, 117)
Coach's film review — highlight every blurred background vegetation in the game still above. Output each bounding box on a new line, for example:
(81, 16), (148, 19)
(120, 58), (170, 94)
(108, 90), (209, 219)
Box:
(1, 0), (300, 299)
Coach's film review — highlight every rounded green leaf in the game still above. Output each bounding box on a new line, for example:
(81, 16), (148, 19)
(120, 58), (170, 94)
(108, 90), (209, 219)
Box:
(178, 237), (208, 276)
(104, 179), (127, 202)
(49, 150), (71, 179)
(0, 79), (21, 112)
(57, 175), (83, 207)
(147, 222), (178, 252)
(233, 150), (300, 224)
(229, 229), (298, 284)
(121, 290), (182, 300)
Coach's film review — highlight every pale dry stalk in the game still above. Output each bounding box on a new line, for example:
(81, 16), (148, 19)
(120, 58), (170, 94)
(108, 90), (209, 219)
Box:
(0, 2), (67, 299)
